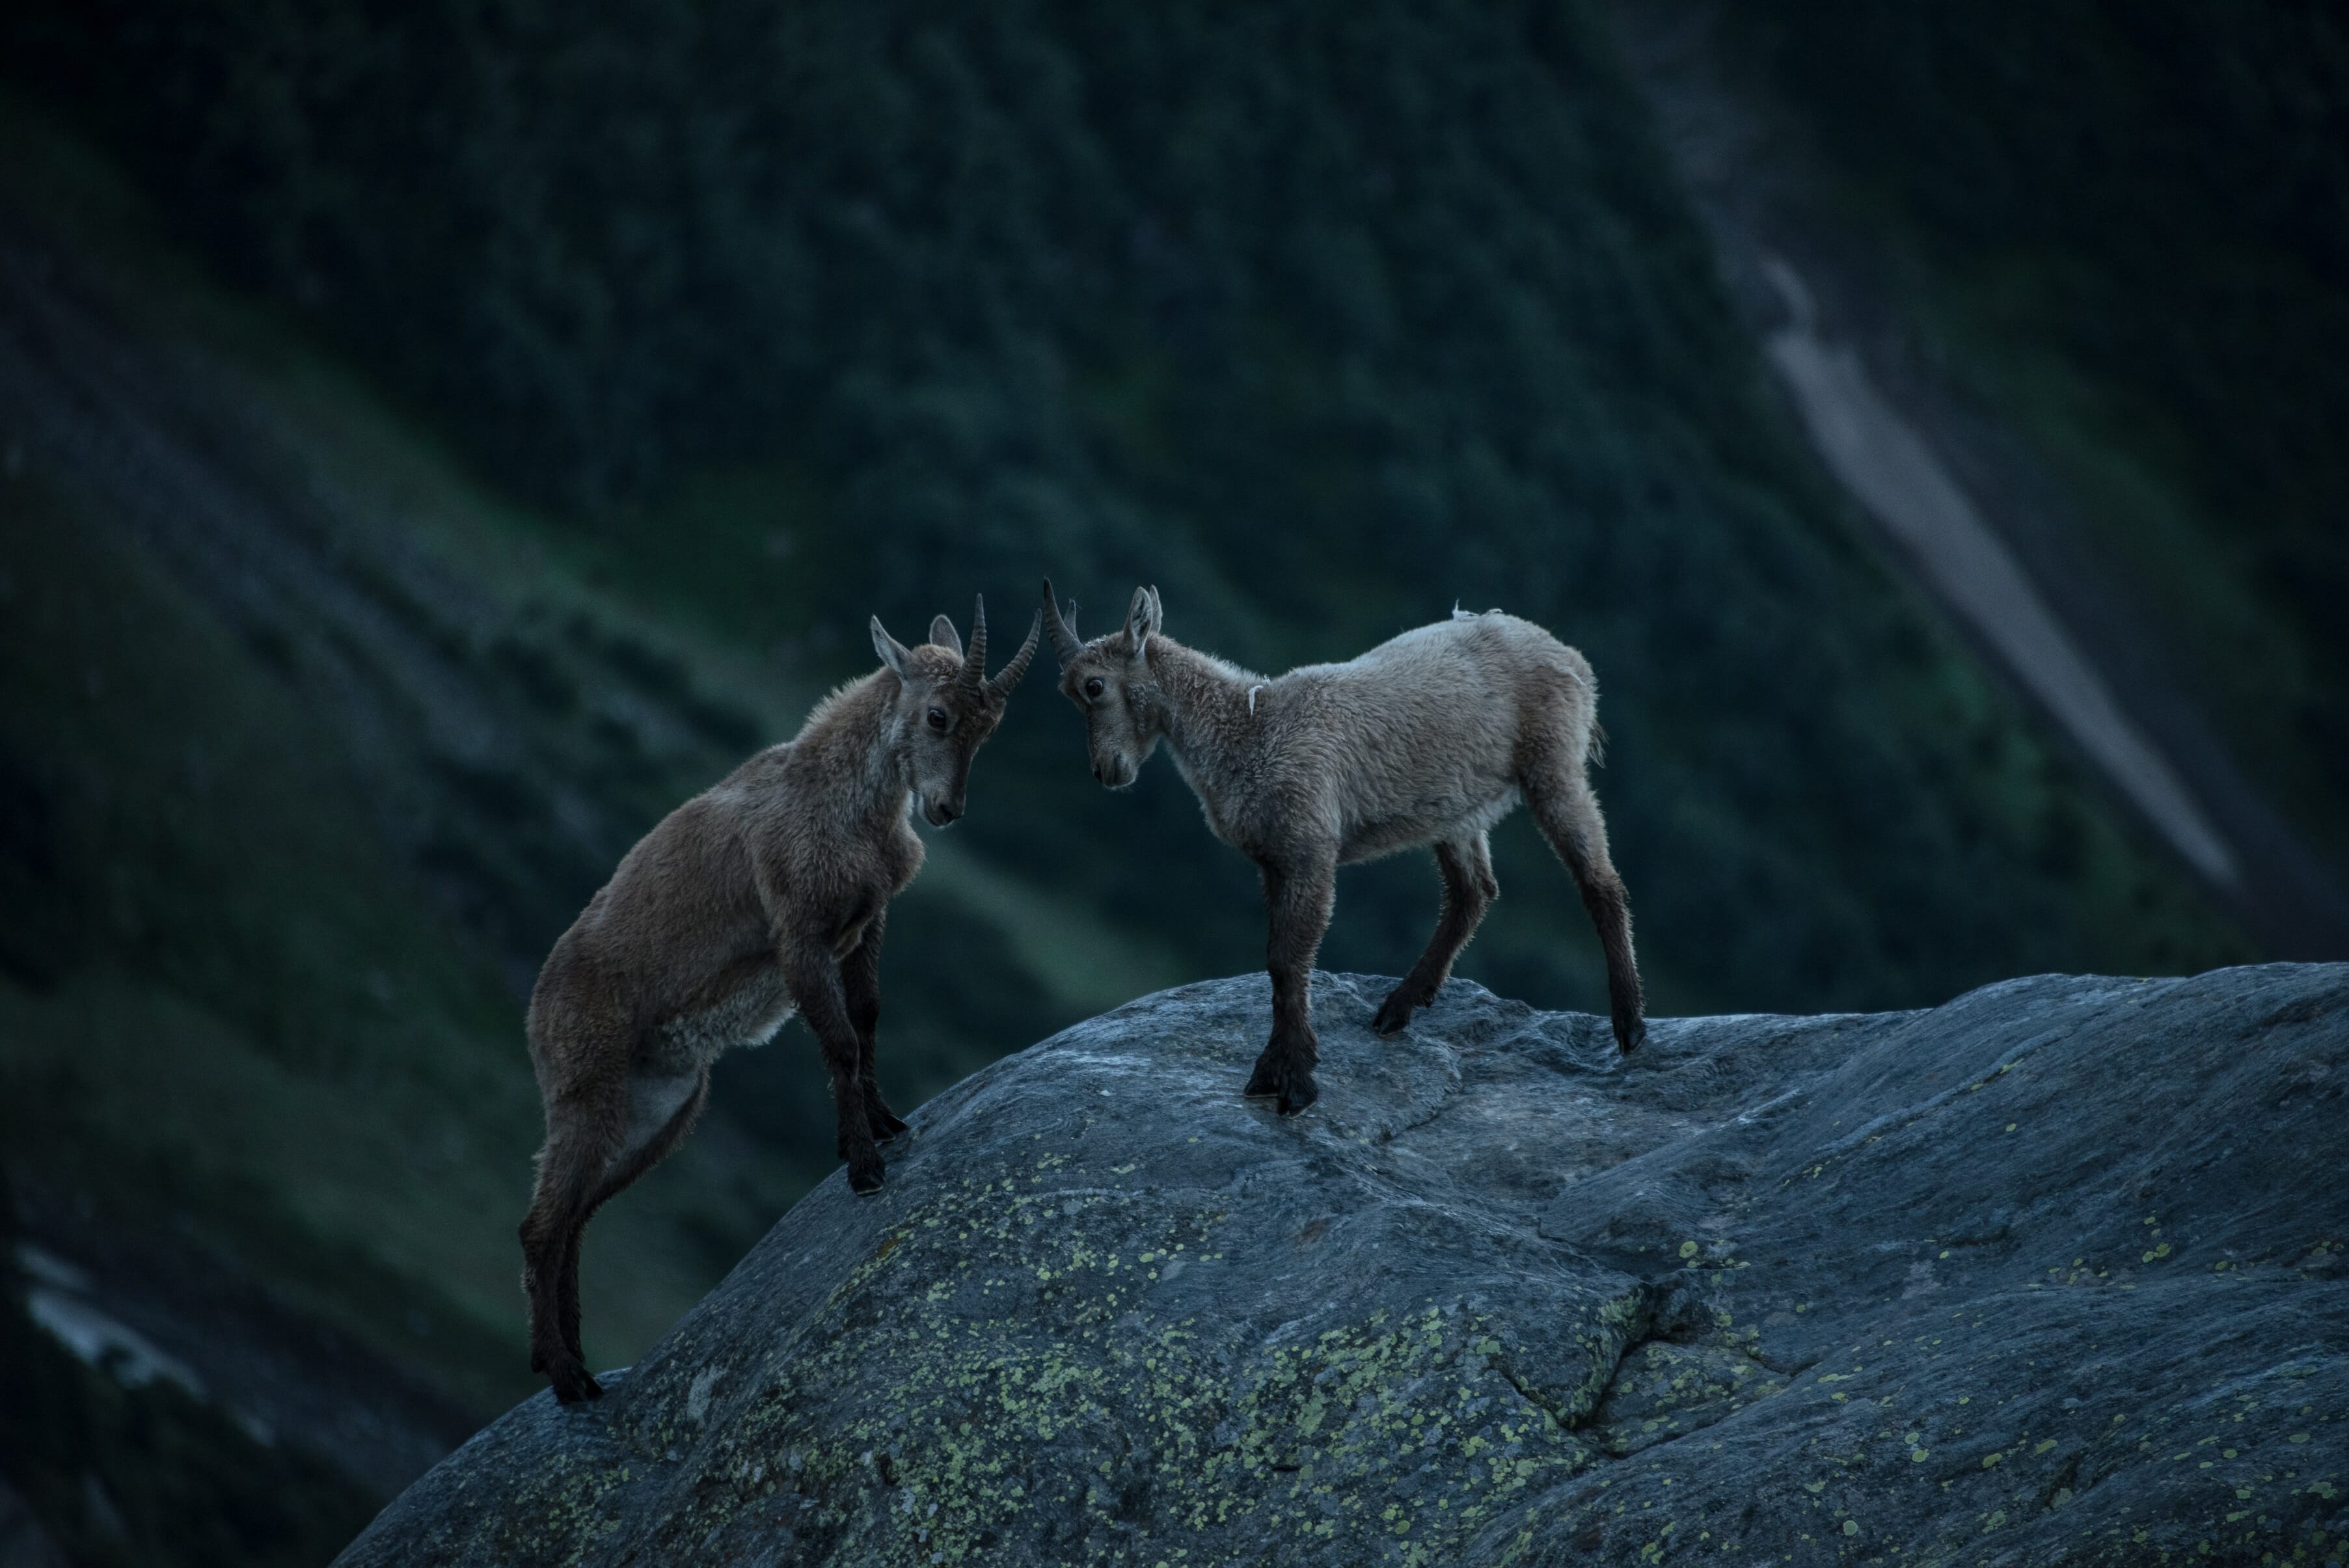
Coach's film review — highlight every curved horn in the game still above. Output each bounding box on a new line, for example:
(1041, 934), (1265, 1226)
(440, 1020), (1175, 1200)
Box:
(1042, 578), (1083, 666)
(988, 611), (1044, 697)
(959, 594), (988, 691)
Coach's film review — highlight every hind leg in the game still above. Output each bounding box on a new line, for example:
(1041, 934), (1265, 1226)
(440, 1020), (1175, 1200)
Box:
(563, 1068), (710, 1363)
(1523, 742), (1646, 1054)
(521, 1067), (709, 1402)
(840, 913), (906, 1141)
(1372, 832), (1499, 1035)
(519, 1086), (622, 1403)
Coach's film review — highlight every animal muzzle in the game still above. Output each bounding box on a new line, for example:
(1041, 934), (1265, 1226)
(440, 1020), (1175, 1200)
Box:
(1093, 756), (1136, 790)
(925, 795), (965, 827)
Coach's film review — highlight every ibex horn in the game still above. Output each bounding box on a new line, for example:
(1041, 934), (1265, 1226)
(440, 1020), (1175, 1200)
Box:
(1042, 578), (1083, 667)
(958, 595), (988, 692)
(988, 611), (1043, 697)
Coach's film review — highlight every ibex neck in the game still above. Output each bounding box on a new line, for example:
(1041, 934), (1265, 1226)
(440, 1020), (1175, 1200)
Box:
(1143, 638), (1262, 796)
(795, 670), (914, 826)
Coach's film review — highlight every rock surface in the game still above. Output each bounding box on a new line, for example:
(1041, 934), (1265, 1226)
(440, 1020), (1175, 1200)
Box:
(340, 966), (2349, 1566)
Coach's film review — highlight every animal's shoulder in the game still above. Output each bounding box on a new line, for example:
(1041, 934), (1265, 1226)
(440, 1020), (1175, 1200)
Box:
(716, 741), (797, 791)
(613, 785), (753, 882)
(691, 744), (800, 822)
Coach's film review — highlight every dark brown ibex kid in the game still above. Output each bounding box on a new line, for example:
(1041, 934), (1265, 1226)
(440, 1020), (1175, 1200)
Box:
(519, 599), (1040, 1403)
(1044, 582), (1642, 1115)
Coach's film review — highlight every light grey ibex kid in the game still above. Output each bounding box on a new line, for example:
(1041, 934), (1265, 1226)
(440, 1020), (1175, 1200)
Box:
(1044, 582), (1643, 1115)
(520, 599), (1040, 1403)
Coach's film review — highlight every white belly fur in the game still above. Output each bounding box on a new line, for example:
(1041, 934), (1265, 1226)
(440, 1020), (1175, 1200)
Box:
(614, 971), (798, 1175)
(649, 969), (797, 1072)
(612, 1070), (704, 1176)
(1340, 787), (1519, 864)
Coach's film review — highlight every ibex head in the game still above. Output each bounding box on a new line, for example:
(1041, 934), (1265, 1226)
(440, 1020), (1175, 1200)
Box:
(870, 594), (1041, 827)
(1044, 580), (1162, 790)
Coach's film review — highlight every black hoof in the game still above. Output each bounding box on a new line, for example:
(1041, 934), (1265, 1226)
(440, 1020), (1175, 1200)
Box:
(549, 1364), (603, 1405)
(848, 1163), (886, 1196)
(1616, 1017), (1646, 1055)
(868, 1106), (910, 1141)
(1243, 1058), (1283, 1100)
(1369, 992), (1418, 1036)
(1243, 1048), (1319, 1116)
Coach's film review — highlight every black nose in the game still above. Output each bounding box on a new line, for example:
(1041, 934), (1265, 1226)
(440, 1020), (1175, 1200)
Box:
(936, 802), (962, 824)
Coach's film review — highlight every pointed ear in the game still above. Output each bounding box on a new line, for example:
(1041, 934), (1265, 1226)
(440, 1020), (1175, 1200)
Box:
(928, 614), (963, 658)
(871, 616), (912, 677)
(1125, 585), (1161, 662)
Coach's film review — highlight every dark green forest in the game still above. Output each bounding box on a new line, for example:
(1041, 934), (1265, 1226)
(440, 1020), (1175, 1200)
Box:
(0, 1), (2335, 1558)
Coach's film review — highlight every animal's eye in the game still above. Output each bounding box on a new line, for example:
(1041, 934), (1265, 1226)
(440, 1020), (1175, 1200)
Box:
(927, 707), (951, 732)
(1083, 677), (1105, 701)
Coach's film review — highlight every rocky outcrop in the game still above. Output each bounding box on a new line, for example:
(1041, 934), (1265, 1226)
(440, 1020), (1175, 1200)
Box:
(340, 966), (2349, 1565)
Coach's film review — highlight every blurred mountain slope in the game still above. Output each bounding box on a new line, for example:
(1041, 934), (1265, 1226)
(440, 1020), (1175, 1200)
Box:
(0, 92), (1186, 1427)
(1718, 0), (2349, 870)
(3, 0), (2244, 1007)
(0, 105), (806, 1417)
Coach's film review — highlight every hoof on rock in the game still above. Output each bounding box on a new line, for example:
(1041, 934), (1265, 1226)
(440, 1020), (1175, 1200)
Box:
(1368, 992), (1419, 1036)
(549, 1364), (604, 1405)
(848, 1163), (886, 1196)
(1243, 1054), (1320, 1117)
(1242, 1059), (1278, 1100)
(1616, 1017), (1646, 1055)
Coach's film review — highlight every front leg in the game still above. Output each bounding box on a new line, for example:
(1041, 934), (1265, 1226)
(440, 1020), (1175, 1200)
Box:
(780, 934), (886, 1195)
(1244, 851), (1337, 1116)
(840, 912), (907, 1141)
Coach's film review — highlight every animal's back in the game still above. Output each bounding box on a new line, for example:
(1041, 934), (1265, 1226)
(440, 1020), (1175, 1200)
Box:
(1279, 612), (1592, 861)
(1296, 610), (1578, 697)
(529, 748), (794, 1071)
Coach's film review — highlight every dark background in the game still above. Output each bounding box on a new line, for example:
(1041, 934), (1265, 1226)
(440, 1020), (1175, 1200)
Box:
(0, 2), (2340, 1560)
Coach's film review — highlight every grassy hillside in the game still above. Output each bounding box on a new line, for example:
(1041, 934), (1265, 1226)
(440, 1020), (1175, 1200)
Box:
(0, 3), (2262, 1548)
(0, 242), (791, 1409)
